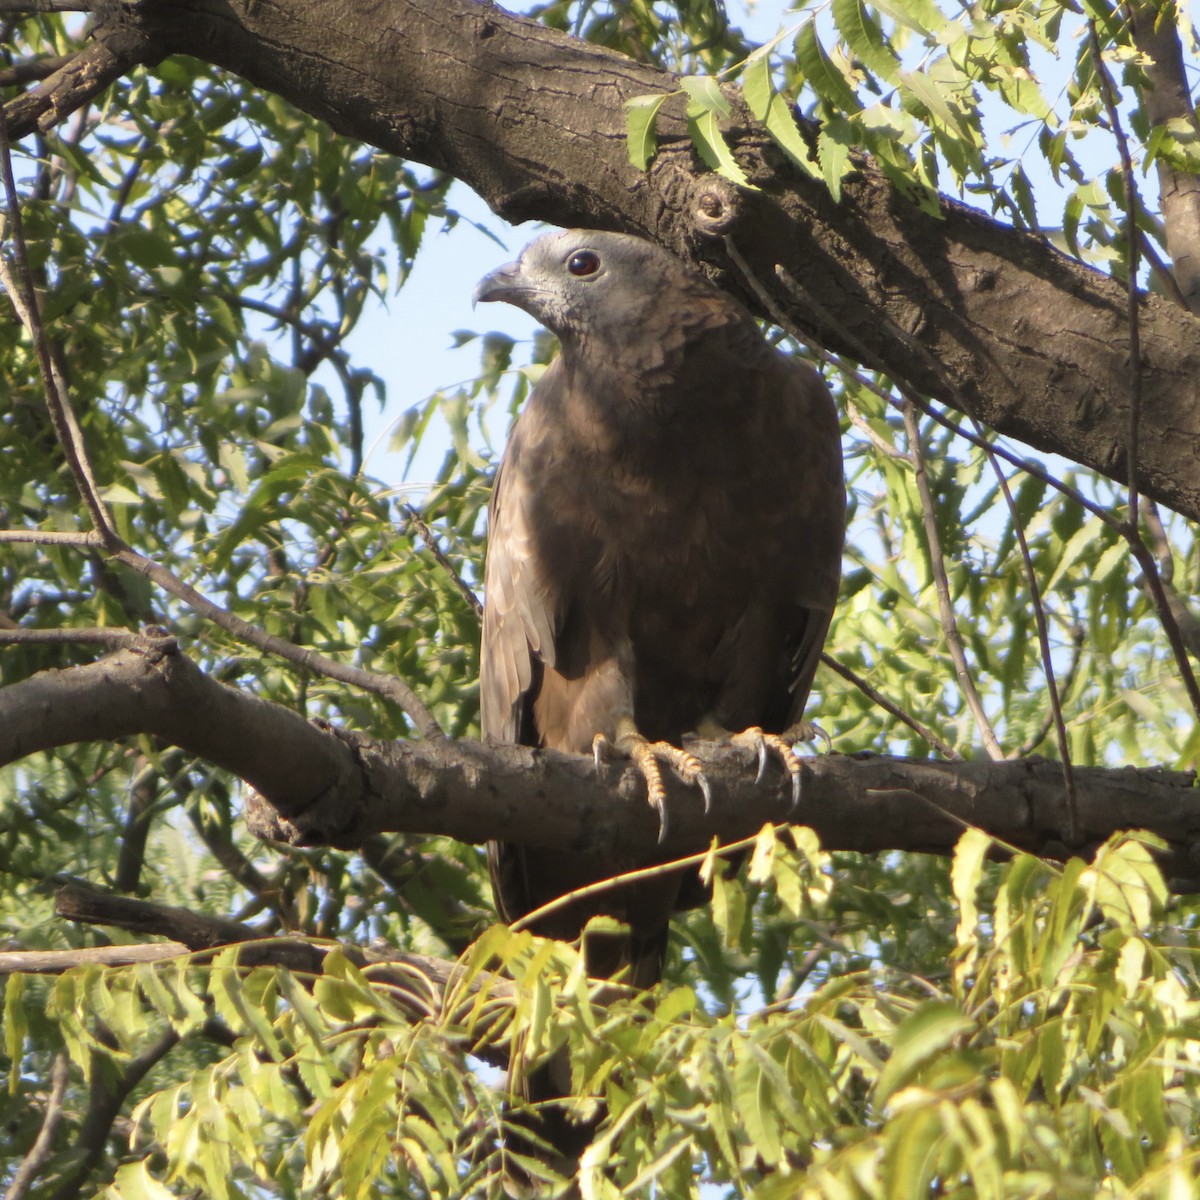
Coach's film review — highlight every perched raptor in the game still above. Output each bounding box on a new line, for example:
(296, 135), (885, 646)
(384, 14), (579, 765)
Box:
(476, 229), (844, 991)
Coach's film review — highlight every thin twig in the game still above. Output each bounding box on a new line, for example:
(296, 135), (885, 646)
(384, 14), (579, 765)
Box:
(1089, 21), (1200, 717)
(0, 53), (72, 88)
(0, 528), (103, 545)
(820, 651), (962, 760)
(1089, 21), (1143, 528)
(510, 824), (778, 934)
(902, 401), (1006, 759)
(111, 545), (445, 738)
(403, 503), (483, 617)
(0, 625), (152, 646)
(0, 537), (444, 735)
(0, 108), (117, 544)
(1015, 624), (1085, 759)
(2, 1054), (69, 1200)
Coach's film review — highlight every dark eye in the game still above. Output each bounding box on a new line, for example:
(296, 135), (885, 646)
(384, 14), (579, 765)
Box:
(567, 250), (601, 277)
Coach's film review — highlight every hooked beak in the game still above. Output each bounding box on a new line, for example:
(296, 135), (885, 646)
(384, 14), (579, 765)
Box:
(473, 261), (524, 307)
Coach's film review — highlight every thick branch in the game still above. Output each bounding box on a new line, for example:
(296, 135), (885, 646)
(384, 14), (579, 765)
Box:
(0, 633), (366, 833)
(4, 644), (1199, 887)
(1130, 2), (1200, 313)
(39, 0), (1197, 523)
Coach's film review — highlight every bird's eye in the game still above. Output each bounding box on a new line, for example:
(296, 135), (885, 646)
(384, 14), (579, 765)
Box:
(567, 250), (601, 277)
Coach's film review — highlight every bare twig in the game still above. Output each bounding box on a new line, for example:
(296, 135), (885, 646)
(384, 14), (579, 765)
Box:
(1089, 22), (1200, 719)
(0, 109), (117, 544)
(0, 53), (72, 88)
(1090, 22), (1144, 525)
(0, 944), (188, 974)
(0, 625), (149, 646)
(2, 1054), (69, 1200)
(403, 503), (483, 617)
(1015, 623), (1085, 759)
(844, 399), (908, 461)
(110, 544), (443, 738)
(0, 529), (102, 545)
(820, 652), (962, 760)
(902, 401), (1005, 759)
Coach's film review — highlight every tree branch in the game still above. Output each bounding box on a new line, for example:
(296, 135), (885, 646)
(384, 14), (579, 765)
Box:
(42, 0), (1197, 524)
(1128, 1), (1200, 313)
(2, 642), (1198, 887)
(2, 1054), (69, 1200)
(902, 400), (1004, 760)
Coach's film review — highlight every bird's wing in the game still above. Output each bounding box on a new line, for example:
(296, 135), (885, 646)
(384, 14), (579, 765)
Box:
(703, 351), (844, 735)
(780, 356), (845, 726)
(479, 371), (562, 746)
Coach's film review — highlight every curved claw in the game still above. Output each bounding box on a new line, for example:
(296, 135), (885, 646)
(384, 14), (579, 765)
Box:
(592, 732), (608, 774)
(752, 739), (769, 786)
(728, 726), (803, 813)
(697, 772), (713, 815)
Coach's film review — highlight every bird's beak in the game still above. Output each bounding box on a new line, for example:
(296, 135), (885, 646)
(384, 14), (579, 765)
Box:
(473, 261), (523, 307)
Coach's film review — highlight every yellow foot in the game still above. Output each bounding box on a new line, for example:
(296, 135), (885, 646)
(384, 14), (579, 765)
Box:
(593, 726), (710, 843)
(728, 726), (803, 811)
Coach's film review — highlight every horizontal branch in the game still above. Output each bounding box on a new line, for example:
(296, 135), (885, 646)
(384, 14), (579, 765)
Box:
(4, 641), (1199, 888)
(13, 883), (515, 1060)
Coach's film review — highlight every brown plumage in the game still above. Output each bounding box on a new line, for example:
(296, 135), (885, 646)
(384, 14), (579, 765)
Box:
(475, 228), (844, 1157)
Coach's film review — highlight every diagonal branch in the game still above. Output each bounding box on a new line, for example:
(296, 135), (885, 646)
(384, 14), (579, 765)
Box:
(1, 22), (149, 139)
(902, 401), (1005, 760)
(0, 107), (118, 545)
(2, 1054), (69, 1200)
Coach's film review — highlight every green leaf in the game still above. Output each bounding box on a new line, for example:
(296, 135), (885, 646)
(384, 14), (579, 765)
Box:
(765, 94), (820, 177)
(626, 93), (669, 170)
(4, 975), (27, 1090)
(681, 74), (731, 117)
(875, 1001), (975, 1106)
(832, 0), (899, 84)
(950, 827), (990, 991)
(742, 53), (774, 122)
(818, 115), (856, 201)
(796, 21), (862, 114)
(687, 107), (756, 190)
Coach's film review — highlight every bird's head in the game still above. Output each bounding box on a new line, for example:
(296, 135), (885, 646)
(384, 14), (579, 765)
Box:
(473, 229), (696, 348)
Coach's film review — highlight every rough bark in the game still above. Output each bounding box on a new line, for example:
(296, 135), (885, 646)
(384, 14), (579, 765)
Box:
(6, 0), (1200, 519)
(1131, 0), (1200, 313)
(4, 641), (1198, 888)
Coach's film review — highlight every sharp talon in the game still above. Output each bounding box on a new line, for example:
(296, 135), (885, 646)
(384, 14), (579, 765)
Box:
(698, 773), (712, 815)
(654, 799), (668, 844)
(592, 732), (610, 775)
(754, 740), (768, 785)
(790, 765), (802, 812)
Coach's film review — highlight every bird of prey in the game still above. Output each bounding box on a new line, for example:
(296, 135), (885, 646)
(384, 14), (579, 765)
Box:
(474, 227), (843, 1148)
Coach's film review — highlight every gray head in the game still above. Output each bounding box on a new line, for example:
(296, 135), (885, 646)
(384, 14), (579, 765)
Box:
(474, 229), (716, 349)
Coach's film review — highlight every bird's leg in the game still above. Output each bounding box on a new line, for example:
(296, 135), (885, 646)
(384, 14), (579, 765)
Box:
(695, 716), (805, 811)
(593, 715), (710, 843)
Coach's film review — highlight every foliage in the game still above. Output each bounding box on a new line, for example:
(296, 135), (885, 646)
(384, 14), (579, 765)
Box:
(1, 0), (1198, 1198)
